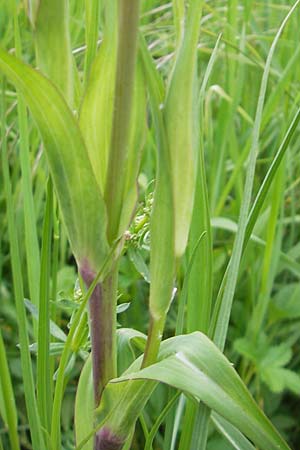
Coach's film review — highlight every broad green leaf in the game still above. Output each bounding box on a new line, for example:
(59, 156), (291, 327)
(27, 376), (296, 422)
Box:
(80, 20), (146, 233)
(79, 7), (117, 194)
(0, 49), (109, 272)
(113, 333), (291, 450)
(164, 1), (203, 257)
(34, 0), (73, 104)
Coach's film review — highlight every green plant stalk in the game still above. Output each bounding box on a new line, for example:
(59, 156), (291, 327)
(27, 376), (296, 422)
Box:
(1, 80), (46, 450)
(0, 329), (20, 450)
(37, 178), (53, 433)
(141, 315), (166, 368)
(80, 265), (118, 406)
(172, 0), (185, 43)
(91, 33), (172, 450)
(51, 244), (119, 450)
(105, 0), (141, 243)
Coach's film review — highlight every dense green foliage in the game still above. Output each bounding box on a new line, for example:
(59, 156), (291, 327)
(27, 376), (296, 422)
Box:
(1, 1), (300, 449)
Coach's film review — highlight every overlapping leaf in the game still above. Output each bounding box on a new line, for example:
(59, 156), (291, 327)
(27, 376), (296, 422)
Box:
(0, 49), (109, 272)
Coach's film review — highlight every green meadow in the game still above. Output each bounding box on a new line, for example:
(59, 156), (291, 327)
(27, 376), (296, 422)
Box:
(1, 1), (300, 449)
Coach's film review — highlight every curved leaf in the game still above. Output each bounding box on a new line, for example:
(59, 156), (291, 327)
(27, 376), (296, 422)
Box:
(0, 49), (109, 272)
(113, 332), (290, 450)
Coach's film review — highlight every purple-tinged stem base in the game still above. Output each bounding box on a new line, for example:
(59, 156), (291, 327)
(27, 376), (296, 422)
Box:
(95, 428), (124, 450)
(80, 261), (117, 406)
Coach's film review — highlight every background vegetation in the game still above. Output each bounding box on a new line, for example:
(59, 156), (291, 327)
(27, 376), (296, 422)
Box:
(1, 1), (300, 449)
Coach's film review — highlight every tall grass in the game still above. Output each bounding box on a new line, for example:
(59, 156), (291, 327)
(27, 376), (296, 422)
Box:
(1, 1), (300, 449)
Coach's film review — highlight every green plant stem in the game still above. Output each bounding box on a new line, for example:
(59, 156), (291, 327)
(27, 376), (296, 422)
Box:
(105, 0), (140, 243)
(81, 266), (118, 405)
(141, 315), (165, 368)
(50, 243), (119, 450)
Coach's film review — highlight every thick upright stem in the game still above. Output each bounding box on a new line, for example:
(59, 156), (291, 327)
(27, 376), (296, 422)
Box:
(81, 263), (118, 406)
(104, 0), (140, 243)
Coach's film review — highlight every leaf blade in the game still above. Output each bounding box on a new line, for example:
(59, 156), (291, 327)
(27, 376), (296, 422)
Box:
(0, 49), (109, 272)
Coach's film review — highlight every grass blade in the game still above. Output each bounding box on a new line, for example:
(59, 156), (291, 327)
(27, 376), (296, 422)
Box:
(213, 0), (300, 351)
(13, 0), (41, 336)
(1, 78), (46, 450)
(37, 179), (53, 433)
(0, 329), (20, 450)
